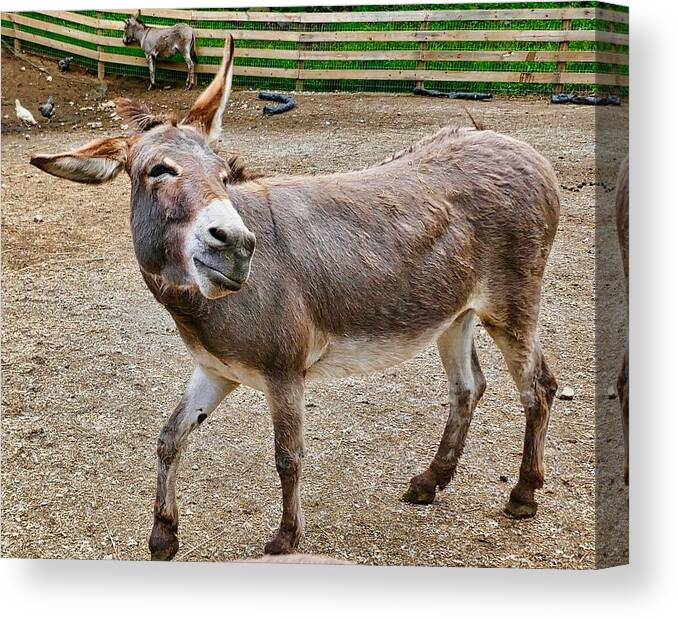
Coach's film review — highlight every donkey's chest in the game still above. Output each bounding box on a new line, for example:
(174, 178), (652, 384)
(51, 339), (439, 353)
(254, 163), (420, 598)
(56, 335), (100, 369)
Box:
(186, 343), (269, 392)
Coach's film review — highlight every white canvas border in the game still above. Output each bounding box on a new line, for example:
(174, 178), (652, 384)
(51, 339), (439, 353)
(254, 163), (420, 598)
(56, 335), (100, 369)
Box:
(2, 0), (676, 617)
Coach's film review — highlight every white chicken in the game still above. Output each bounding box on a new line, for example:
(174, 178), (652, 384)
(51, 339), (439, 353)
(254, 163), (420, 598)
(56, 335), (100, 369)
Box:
(15, 99), (39, 127)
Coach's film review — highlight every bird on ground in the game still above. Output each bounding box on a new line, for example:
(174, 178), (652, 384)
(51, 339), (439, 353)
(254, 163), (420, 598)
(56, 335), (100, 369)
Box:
(38, 96), (56, 121)
(58, 56), (73, 72)
(15, 99), (39, 127)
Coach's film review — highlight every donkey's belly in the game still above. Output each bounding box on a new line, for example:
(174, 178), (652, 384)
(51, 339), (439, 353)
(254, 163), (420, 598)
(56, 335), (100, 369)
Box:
(184, 314), (462, 391)
(306, 318), (456, 381)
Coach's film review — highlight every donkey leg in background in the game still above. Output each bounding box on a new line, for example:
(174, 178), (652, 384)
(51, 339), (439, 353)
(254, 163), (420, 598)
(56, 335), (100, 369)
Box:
(149, 367), (238, 560)
(183, 49), (195, 89)
(146, 54), (156, 90)
(485, 323), (557, 518)
(264, 376), (306, 555)
(404, 310), (486, 504)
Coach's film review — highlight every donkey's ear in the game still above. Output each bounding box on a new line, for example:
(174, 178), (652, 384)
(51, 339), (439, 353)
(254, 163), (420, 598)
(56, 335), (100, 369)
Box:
(30, 136), (131, 184)
(181, 35), (234, 143)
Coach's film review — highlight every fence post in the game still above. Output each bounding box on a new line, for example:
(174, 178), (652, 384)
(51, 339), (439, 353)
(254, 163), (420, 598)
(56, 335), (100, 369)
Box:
(296, 39), (306, 92)
(554, 18), (571, 94)
(96, 11), (105, 81)
(8, 14), (21, 53)
(415, 20), (429, 90)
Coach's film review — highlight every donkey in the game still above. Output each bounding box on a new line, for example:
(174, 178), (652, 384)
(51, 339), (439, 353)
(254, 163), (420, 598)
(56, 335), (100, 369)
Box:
(123, 11), (197, 90)
(30, 36), (560, 560)
(615, 156), (629, 484)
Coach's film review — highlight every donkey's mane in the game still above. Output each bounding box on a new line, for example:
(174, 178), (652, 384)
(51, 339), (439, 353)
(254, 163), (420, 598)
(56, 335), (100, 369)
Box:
(116, 97), (177, 132)
(225, 153), (263, 184)
(374, 125), (477, 169)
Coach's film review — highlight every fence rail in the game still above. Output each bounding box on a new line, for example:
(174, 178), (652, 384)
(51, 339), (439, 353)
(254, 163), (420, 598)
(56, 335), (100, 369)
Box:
(1, 5), (629, 94)
(9, 7), (632, 25)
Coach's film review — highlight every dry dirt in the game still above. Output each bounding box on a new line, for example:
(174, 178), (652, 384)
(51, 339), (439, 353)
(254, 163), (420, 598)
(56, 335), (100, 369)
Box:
(1, 47), (629, 567)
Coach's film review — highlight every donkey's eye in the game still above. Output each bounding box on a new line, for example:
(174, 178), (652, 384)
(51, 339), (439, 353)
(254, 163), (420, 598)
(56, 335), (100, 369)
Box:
(148, 163), (178, 179)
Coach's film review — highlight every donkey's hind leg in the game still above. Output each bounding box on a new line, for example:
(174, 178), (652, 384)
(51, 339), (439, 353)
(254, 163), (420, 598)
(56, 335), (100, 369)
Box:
(483, 322), (557, 518)
(404, 309), (486, 505)
(183, 51), (195, 89)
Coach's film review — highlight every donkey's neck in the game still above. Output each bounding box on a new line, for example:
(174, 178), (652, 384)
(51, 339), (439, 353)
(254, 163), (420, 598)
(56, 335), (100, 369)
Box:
(135, 24), (150, 46)
(140, 268), (210, 343)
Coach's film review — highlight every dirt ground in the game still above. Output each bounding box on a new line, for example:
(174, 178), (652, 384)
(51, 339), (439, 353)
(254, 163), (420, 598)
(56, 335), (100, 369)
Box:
(1, 48), (629, 568)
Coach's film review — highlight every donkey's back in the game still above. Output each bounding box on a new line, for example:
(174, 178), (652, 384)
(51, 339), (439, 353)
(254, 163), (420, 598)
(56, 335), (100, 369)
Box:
(145, 23), (195, 58)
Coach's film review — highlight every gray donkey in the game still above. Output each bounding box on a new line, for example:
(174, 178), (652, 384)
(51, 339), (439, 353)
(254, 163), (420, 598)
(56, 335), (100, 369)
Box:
(123, 11), (197, 90)
(30, 38), (560, 559)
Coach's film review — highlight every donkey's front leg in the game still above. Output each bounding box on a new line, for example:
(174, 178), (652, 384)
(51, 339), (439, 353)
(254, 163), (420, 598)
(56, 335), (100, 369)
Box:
(146, 54), (156, 90)
(264, 376), (306, 555)
(149, 367), (237, 560)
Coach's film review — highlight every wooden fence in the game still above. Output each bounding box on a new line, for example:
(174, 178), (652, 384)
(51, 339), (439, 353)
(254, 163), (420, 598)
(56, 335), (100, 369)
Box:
(0, 5), (629, 93)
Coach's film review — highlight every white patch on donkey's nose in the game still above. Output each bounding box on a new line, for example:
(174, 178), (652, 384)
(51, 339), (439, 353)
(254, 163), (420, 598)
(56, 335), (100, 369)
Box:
(200, 199), (247, 245)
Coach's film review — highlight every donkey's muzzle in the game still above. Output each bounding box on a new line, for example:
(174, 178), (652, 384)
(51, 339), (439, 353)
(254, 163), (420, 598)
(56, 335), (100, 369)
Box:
(205, 222), (256, 254)
(190, 199), (255, 299)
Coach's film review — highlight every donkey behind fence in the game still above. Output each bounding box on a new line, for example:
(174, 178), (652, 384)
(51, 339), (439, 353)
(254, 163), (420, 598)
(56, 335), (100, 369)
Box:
(30, 37), (561, 559)
(123, 11), (197, 90)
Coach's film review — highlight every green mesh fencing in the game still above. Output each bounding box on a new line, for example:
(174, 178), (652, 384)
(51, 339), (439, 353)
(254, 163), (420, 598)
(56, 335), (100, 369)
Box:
(2, 2), (629, 95)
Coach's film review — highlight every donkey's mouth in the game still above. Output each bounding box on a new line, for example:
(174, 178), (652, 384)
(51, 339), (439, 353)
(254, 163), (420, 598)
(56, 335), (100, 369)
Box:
(193, 257), (243, 291)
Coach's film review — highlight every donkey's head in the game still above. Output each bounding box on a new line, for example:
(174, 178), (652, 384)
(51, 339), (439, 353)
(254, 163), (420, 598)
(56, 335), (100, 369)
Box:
(122, 11), (144, 46)
(31, 36), (255, 300)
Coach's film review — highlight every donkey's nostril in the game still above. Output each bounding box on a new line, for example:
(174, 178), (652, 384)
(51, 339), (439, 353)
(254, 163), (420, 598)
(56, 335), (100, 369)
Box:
(208, 226), (231, 245)
(244, 231), (256, 253)
(205, 223), (255, 253)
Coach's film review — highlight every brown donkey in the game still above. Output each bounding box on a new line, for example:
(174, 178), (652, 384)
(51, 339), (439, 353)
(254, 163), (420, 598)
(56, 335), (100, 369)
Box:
(30, 37), (560, 560)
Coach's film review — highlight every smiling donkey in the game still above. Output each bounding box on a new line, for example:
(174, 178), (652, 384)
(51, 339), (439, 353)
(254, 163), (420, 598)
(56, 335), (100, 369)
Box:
(30, 37), (560, 560)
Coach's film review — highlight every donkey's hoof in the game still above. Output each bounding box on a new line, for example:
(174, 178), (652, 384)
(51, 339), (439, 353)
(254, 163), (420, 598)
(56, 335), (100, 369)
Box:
(264, 531), (296, 555)
(403, 478), (436, 505)
(504, 498), (538, 519)
(149, 522), (179, 561)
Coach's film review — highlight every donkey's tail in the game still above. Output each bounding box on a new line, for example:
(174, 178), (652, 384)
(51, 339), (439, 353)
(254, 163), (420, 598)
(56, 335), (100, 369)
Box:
(190, 32), (197, 61)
